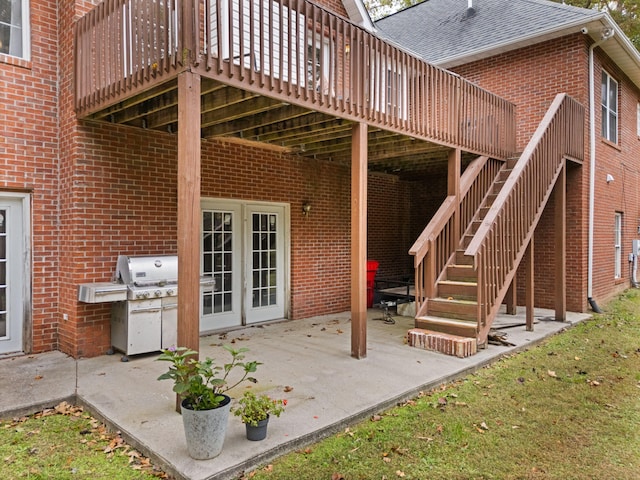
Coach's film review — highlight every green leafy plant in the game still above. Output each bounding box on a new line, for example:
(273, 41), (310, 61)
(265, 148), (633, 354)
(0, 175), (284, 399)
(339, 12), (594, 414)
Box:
(232, 391), (287, 426)
(157, 345), (261, 410)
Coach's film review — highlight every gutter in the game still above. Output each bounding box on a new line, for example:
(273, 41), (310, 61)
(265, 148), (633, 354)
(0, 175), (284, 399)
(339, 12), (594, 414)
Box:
(587, 26), (615, 314)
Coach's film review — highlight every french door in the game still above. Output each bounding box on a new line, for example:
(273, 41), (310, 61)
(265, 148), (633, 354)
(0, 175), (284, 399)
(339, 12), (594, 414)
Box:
(0, 194), (29, 355)
(200, 199), (288, 332)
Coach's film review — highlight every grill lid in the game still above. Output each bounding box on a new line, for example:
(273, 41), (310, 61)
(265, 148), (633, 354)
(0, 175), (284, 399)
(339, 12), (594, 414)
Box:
(115, 255), (178, 286)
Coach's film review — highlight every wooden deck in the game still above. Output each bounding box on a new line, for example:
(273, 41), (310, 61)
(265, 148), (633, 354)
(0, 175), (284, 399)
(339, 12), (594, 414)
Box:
(74, 0), (517, 168)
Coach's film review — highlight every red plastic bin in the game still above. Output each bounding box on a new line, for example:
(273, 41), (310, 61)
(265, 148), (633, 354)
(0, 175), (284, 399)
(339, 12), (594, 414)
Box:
(366, 260), (380, 308)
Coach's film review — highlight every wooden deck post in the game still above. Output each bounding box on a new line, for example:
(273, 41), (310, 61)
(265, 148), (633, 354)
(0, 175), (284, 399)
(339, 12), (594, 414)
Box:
(525, 239), (534, 331)
(351, 122), (368, 359)
(448, 148), (461, 248)
(177, 71), (202, 356)
(505, 278), (517, 315)
(554, 163), (566, 321)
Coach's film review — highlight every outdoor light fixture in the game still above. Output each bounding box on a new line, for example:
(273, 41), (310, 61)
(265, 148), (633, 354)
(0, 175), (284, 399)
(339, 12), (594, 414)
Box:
(302, 202), (312, 217)
(606, 174), (614, 183)
(345, 44), (350, 55)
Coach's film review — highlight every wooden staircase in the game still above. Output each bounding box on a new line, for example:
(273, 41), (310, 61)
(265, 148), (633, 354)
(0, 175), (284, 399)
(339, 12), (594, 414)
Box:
(415, 166), (512, 343)
(409, 94), (585, 357)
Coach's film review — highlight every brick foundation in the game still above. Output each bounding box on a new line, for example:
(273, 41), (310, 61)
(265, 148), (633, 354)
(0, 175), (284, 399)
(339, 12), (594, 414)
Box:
(407, 328), (478, 358)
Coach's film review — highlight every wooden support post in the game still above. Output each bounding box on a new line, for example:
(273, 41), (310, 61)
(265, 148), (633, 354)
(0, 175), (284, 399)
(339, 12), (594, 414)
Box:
(351, 122), (367, 359)
(554, 164), (566, 321)
(448, 148), (461, 248)
(525, 239), (534, 331)
(505, 277), (516, 315)
(177, 71), (201, 356)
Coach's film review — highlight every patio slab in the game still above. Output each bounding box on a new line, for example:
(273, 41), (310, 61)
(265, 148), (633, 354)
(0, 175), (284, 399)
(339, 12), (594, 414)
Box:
(0, 307), (590, 480)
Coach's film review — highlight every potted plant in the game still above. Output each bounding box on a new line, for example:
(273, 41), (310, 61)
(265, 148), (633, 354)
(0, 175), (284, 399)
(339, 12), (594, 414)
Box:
(157, 345), (261, 459)
(232, 391), (287, 441)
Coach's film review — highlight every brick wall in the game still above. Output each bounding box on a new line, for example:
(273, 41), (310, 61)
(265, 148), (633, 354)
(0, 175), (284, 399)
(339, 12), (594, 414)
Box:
(0, 0), (60, 353)
(452, 34), (640, 311)
(367, 172), (413, 280)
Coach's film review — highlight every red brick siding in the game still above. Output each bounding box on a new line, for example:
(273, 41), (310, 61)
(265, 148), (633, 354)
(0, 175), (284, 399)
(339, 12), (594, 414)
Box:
(451, 34), (640, 312)
(367, 172), (413, 280)
(1, 0), (60, 353)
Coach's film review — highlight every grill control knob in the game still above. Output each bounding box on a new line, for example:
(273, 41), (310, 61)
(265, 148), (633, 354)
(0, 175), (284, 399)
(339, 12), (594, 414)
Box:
(155, 290), (162, 297)
(142, 291), (150, 299)
(166, 289), (175, 296)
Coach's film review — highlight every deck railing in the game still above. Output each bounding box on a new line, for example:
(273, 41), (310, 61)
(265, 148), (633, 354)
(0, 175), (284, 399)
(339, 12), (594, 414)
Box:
(75, 0), (516, 158)
(409, 156), (504, 316)
(465, 93), (584, 333)
(75, 0), (184, 112)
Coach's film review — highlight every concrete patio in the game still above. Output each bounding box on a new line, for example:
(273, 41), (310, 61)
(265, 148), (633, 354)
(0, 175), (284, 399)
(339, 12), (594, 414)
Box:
(0, 307), (590, 480)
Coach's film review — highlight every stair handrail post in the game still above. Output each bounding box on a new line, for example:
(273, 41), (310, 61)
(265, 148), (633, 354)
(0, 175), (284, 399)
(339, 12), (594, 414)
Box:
(425, 236), (436, 300)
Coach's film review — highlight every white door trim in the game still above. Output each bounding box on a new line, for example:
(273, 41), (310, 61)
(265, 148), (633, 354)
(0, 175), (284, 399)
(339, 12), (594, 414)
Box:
(0, 192), (31, 355)
(200, 198), (290, 332)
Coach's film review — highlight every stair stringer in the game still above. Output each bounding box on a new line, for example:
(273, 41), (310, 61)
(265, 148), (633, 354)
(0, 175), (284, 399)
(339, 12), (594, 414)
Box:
(467, 157), (567, 345)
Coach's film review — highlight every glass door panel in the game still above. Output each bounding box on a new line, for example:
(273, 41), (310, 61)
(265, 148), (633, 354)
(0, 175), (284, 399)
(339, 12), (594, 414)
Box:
(200, 201), (242, 331)
(245, 205), (285, 324)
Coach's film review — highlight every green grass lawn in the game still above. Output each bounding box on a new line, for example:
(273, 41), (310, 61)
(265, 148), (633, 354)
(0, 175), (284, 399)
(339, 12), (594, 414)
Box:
(247, 290), (640, 480)
(2, 290), (640, 480)
(0, 403), (166, 479)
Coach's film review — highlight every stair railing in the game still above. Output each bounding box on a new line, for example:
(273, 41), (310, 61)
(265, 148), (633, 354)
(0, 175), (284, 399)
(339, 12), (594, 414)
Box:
(464, 93), (584, 339)
(409, 155), (504, 317)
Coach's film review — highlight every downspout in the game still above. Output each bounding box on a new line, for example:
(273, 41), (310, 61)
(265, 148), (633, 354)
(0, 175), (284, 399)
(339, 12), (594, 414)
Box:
(587, 27), (615, 313)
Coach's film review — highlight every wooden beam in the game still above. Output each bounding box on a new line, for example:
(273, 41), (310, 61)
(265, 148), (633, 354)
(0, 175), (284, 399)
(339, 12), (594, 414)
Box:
(554, 163), (566, 321)
(448, 148), (461, 249)
(177, 71), (201, 357)
(351, 122), (368, 359)
(525, 239), (534, 331)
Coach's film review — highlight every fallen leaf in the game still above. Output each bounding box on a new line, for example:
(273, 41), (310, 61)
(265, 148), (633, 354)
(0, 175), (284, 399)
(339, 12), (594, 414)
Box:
(396, 470), (406, 477)
(547, 370), (557, 378)
(383, 457), (391, 463)
(34, 375), (43, 380)
(480, 422), (489, 430)
(283, 386), (293, 392)
(331, 473), (345, 480)
(371, 414), (382, 422)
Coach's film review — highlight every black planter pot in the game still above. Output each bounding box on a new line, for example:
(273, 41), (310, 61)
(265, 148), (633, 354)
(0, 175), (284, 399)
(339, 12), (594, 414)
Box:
(245, 416), (269, 441)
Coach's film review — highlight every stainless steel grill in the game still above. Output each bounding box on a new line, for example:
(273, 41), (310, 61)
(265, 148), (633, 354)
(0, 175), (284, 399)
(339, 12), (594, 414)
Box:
(110, 255), (180, 361)
(78, 255), (215, 361)
(115, 254), (178, 299)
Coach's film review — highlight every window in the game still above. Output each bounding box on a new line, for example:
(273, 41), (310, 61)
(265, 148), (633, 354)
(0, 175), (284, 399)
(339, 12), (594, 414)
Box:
(601, 70), (618, 143)
(614, 212), (622, 279)
(0, 0), (29, 60)
(637, 102), (640, 137)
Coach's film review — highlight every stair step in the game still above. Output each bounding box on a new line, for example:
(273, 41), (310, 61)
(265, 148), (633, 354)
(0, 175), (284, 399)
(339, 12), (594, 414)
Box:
(446, 264), (477, 282)
(408, 328), (478, 358)
(415, 315), (478, 338)
(427, 297), (478, 321)
(437, 280), (477, 300)
(454, 250), (474, 265)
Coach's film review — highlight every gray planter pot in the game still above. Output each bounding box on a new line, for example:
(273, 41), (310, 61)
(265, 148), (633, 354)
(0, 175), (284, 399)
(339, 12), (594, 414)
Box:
(181, 395), (231, 460)
(245, 416), (269, 441)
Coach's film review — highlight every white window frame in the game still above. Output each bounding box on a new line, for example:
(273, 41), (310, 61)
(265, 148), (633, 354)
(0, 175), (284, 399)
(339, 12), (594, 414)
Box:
(614, 212), (622, 279)
(0, 0), (30, 60)
(601, 70), (618, 143)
